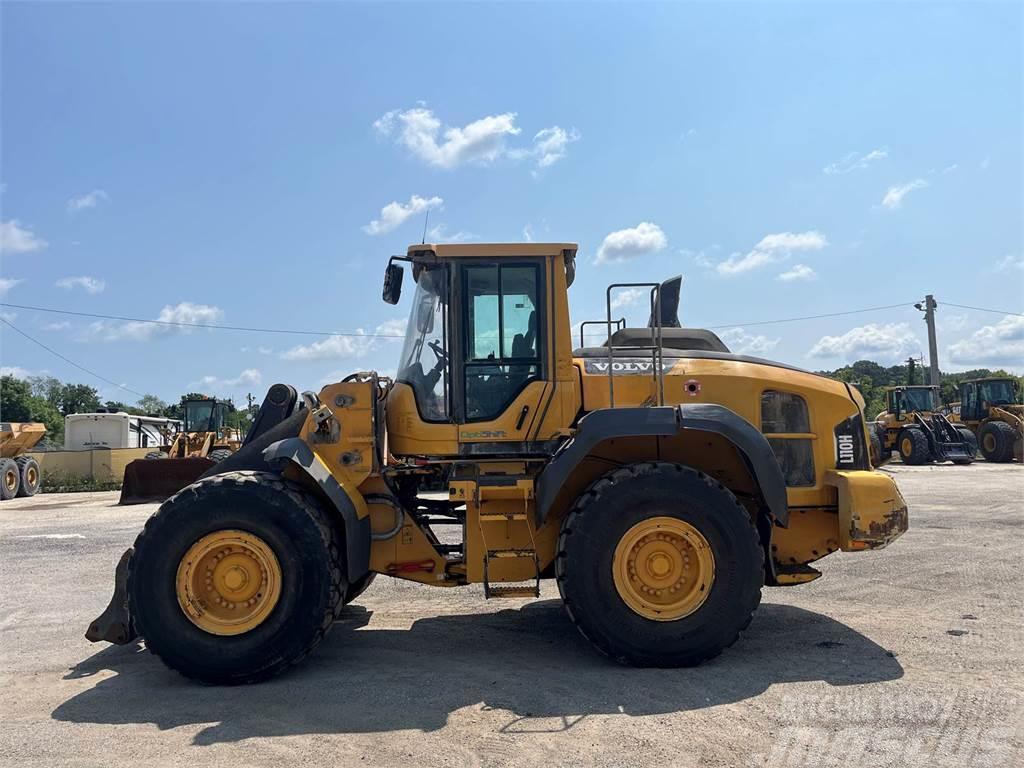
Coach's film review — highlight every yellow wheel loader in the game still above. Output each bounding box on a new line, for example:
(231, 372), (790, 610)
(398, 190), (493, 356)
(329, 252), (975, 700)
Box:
(0, 422), (45, 500)
(874, 385), (975, 465)
(955, 377), (1022, 462)
(87, 242), (909, 683)
(119, 397), (243, 504)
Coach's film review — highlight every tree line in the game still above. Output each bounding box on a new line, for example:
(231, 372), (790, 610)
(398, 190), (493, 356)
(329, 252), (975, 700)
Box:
(817, 361), (1023, 419)
(0, 375), (253, 448)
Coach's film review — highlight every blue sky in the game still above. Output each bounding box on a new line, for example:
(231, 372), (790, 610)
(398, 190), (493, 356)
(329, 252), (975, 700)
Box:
(1, 1), (1022, 406)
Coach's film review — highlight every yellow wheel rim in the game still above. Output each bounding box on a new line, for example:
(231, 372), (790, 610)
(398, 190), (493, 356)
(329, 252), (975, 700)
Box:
(26, 466), (38, 487)
(983, 433), (996, 453)
(901, 437), (913, 456)
(3, 468), (17, 493)
(612, 516), (715, 621)
(176, 529), (282, 636)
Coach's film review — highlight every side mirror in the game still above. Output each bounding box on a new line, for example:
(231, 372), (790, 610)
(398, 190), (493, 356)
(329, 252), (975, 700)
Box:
(383, 262), (404, 305)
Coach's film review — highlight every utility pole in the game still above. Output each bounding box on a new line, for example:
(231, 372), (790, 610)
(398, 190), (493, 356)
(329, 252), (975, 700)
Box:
(905, 357), (917, 386)
(915, 295), (940, 386)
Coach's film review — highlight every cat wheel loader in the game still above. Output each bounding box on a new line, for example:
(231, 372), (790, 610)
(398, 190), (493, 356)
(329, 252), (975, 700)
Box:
(87, 242), (908, 684)
(874, 385), (975, 465)
(954, 377), (1022, 462)
(119, 396), (243, 504)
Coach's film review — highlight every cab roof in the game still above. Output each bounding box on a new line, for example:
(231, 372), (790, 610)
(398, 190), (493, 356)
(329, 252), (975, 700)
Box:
(407, 242), (578, 258)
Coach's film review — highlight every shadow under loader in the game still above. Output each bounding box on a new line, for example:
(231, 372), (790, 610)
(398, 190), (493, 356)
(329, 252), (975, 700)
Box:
(55, 600), (903, 745)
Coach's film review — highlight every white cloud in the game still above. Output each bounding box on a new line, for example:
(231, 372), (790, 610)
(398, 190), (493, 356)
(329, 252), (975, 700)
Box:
(56, 275), (105, 294)
(0, 220), (47, 253)
(0, 277), (23, 297)
(941, 314), (968, 332)
(43, 321), (71, 331)
(719, 328), (780, 356)
(980, 156), (991, 170)
(712, 230), (827, 276)
(281, 319), (403, 361)
(947, 316), (1024, 369)
(776, 264), (816, 282)
(595, 222), (667, 265)
(1, 366), (32, 379)
(518, 126), (580, 171)
(809, 322), (922, 363)
(881, 179), (928, 210)
(522, 224), (534, 242)
(197, 368), (262, 389)
(363, 195), (443, 236)
(67, 189), (109, 212)
(610, 287), (646, 311)
(374, 106), (577, 171)
(89, 302), (224, 341)
(0, 311), (16, 323)
(993, 254), (1023, 273)
(426, 223), (475, 243)
(823, 148), (888, 175)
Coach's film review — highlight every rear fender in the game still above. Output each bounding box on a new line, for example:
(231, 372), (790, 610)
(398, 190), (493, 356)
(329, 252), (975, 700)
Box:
(263, 438), (371, 582)
(535, 404), (789, 527)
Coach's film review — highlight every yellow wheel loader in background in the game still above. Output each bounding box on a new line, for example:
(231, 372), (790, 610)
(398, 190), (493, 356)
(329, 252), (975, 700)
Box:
(954, 377), (1023, 462)
(88, 242), (908, 683)
(874, 385), (975, 465)
(0, 422), (45, 500)
(119, 396), (243, 504)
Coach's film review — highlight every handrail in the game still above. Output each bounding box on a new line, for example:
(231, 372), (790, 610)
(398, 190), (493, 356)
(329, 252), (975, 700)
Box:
(604, 283), (665, 408)
(578, 317), (625, 348)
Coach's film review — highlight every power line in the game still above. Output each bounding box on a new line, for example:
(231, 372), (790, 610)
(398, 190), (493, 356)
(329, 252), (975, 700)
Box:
(0, 302), (406, 339)
(942, 302), (1024, 318)
(706, 302), (917, 329)
(0, 317), (147, 398)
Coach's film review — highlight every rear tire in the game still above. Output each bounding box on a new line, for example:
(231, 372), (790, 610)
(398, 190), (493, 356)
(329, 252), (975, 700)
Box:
(556, 462), (763, 667)
(14, 456), (41, 496)
(207, 448), (233, 463)
(0, 458), (20, 500)
(129, 471), (347, 684)
(145, 451), (168, 460)
(897, 428), (931, 465)
(979, 421), (1016, 463)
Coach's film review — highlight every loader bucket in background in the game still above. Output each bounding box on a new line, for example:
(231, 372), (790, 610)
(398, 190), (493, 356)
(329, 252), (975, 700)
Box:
(118, 457), (216, 505)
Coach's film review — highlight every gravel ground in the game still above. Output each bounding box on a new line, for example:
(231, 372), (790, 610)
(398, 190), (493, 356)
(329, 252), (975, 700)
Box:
(1, 463), (1021, 767)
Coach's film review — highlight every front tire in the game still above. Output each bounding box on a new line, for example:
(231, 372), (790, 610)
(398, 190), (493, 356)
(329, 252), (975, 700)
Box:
(144, 451), (168, 460)
(556, 462), (763, 667)
(128, 471), (347, 684)
(207, 448), (233, 463)
(898, 428), (931, 465)
(979, 421), (1016, 463)
(0, 458), (20, 500)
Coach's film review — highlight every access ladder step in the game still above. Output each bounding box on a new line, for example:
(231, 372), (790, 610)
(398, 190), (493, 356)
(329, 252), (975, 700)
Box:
(487, 585), (540, 599)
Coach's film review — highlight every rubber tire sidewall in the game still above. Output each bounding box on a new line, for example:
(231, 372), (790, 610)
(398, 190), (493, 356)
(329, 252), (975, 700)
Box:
(0, 459), (19, 500)
(898, 428), (930, 465)
(980, 421), (1014, 463)
(557, 462), (763, 667)
(14, 456), (41, 496)
(129, 472), (345, 684)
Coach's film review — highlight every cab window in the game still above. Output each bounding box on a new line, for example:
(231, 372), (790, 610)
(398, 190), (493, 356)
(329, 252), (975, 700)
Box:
(462, 264), (542, 422)
(761, 391), (814, 487)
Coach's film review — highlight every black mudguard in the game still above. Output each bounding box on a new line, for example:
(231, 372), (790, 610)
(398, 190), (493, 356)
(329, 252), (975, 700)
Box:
(262, 438), (371, 583)
(535, 404), (789, 527)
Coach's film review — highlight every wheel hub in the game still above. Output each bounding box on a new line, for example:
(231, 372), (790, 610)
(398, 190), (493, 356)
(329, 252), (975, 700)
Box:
(4, 469), (16, 492)
(176, 530), (282, 636)
(613, 516), (715, 621)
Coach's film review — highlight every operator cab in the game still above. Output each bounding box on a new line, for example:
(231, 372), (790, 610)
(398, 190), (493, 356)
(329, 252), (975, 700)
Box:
(887, 386), (937, 418)
(960, 378), (1018, 421)
(383, 243), (578, 458)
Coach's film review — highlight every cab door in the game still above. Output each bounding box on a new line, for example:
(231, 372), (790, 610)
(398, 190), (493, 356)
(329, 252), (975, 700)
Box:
(452, 259), (551, 453)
